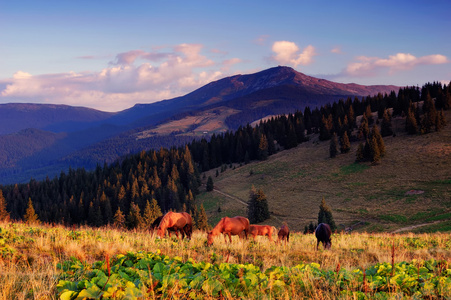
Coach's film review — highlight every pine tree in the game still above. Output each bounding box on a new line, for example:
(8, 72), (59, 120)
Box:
(308, 221), (317, 234)
(358, 114), (369, 140)
(113, 207), (126, 229)
(0, 190), (9, 221)
(329, 133), (339, 158)
(380, 109), (393, 137)
(371, 125), (385, 157)
(142, 199), (162, 228)
(356, 142), (365, 162)
(88, 201), (96, 226)
(340, 131), (351, 154)
(258, 133), (269, 160)
(435, 109), (446, 132)
(317, 197), (336, 231)
(405, 107), (418, 134)
(422, 92), (437, 134)
(369, 134), (381, 164)
(24, 198), (39, 225)
(195, 204), (209, 231)
(247, 186), (270, 223)
(126, 202), (143, 230)
(206, 176), (214, 192)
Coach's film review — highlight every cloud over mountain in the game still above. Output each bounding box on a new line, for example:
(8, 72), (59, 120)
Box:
(0, 44), (224, 112)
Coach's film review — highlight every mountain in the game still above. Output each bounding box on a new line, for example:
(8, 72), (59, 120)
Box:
(0, 66), (399, 184)
(0, 103), (115, 135)
(113, 66), (397, 129)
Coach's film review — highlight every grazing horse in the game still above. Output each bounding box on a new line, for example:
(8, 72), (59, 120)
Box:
(157, 212), (193, 239)
(315, 223), (332, 250)
(207, 216), (250, 246)
(150, 216), (178, 237)
(277, 224), (290, 244)
(249, 224), (274, 242)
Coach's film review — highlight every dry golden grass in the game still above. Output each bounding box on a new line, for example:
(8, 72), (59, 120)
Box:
(1, 222), (450, 299)
(199, 112), (451, 233)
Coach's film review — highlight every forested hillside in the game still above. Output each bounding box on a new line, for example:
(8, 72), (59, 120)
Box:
(0, 81), (449, 228)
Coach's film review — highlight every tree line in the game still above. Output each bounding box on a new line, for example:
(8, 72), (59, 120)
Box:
(0, 81), (449, 228)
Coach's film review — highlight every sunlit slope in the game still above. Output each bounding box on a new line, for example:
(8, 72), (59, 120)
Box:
(198, 113), (451, 233)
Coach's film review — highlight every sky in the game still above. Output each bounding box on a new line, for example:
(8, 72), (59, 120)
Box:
(1, 0), (450, 112)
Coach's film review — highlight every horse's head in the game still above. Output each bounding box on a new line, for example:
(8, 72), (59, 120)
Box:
(157, 226), (165, 238)
(206, 231), (214, 246)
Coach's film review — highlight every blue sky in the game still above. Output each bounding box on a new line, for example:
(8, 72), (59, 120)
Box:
(1, 0), (450, 112)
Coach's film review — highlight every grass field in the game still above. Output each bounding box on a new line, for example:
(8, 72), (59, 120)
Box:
(1, 222), (450, 299)
(198, 113), (451, 233)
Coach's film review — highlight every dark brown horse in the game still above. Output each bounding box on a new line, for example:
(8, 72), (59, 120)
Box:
(157, 212), (193, 239)
(207, 216), (250, 246)
(249, 224), (274, 242)
(277, 224), (290, 244)
(315, 223), (332, 250)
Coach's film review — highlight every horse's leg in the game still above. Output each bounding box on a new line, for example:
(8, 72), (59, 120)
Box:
(317, 240), (320, 250)
(228, 232), (232, 243)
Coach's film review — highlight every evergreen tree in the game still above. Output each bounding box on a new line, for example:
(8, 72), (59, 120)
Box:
(247, 186), (270, 223)
(206, 176), (214, 192)
(371, 125), (385, 157)
(340, 131), (351, 154)
(405, 107), (418, 134)
(127, 202), (143, 230)
(195, 204), (209, 231)
(380, 109), (393, 137)
(369, 134), (381, 164)
(94, 201), (103, 227)
(356, 142), (365, 162)
(258, 133), (269, 160)
(329, 133), (339, 158)
(358, 114), (369, 140)
(113, 207), (126, 229)
(88, 201), (96, 226)
(317, 197), (336, 231)
(0, 190), (9, 221)
(142, 199), (162, 228)
(24, 198), (39, 225)
(421, 92), (437, 134)
(436, 110), (446, 131)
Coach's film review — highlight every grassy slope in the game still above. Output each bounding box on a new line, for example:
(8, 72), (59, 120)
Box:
(197, 112), (451, 233)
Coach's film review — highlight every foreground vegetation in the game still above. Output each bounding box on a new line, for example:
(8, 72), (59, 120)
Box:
(1, 222), (450, 299)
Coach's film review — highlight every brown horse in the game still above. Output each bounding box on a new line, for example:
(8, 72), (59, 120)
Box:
(207, 216), (250, 246)
(150, 216), (178, 237)
(249, 224), (274, 242)
(277, 224), (290, 244)
(157, 212), (193, 239)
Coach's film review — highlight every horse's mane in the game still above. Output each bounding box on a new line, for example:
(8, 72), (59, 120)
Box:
(159, 212), (172, 228)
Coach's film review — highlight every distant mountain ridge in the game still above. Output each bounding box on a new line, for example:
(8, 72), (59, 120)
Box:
(0, 66), (399, 184)
(0, 103), (115, 135)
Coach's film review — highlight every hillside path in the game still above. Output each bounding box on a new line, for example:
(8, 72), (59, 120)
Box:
(391, 220), (443, 233)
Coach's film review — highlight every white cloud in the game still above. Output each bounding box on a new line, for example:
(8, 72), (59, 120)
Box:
(346, 53), (449, 77)
(271, 41), (317, 67)
(0, 44), (224, 112)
